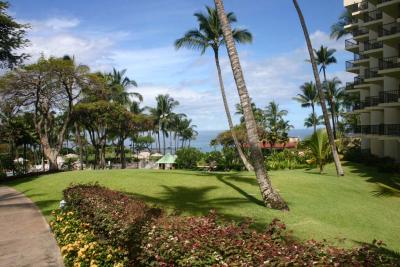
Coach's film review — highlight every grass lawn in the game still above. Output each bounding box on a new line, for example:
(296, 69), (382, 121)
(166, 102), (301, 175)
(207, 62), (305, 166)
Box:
(2, 162), (400, 252)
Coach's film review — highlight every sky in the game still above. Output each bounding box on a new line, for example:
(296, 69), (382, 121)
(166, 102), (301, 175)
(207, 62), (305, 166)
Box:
(9, 0), (354, 130)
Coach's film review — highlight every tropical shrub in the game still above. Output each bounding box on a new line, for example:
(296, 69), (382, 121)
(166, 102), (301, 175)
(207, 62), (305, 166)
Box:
(63, 184), (162, 262)
(175, 147), (203, 169)
(203, 150), (225, 171)
(138, 213), (398, 266)
(50, 209), (128, 267)
(303, 129), (332, 173)
(265, 149), (309, 170)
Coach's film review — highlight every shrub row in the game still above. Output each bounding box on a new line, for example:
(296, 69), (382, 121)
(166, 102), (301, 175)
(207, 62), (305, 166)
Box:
(59, 184), (399, 266)
(50, 209), (128, 267)
(344, 147), (400, 173)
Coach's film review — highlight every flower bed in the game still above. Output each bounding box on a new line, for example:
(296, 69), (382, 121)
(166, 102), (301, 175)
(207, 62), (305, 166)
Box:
(51, 184), (399, 266)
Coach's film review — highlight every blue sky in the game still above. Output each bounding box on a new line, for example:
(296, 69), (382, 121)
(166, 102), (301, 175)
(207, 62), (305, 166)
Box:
(10, 0), (354, 130)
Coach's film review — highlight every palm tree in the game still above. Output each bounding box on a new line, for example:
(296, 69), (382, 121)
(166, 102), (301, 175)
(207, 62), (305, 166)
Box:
(305, 129), (331, 174)
(325, 77), (343, 139)
(304, 113), (323, 129)
(313, 46), (337, 83)
(330, 9), (351, 40)
(293, 81), (319, 133)
(107, 68), (142, 107)
(214, 0), (288, 210)
(264, 101), (291, 151)
(292, 0), (344, 176)
(175, 6), (254, 172)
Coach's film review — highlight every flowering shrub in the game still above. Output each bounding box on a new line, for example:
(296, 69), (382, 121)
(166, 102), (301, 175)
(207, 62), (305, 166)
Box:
(63, 183), (162, 262)
(139, 214), (398, 266)
(50, 209), (128, 267)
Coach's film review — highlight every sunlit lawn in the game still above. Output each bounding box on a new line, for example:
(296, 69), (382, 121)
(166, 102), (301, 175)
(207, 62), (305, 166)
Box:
(3, 162), (400, 251)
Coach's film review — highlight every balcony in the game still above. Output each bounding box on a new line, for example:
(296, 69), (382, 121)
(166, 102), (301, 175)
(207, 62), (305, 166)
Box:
(345, 39), (359, 51)
(348, 1), (368, 13)
(353, 27), (369, 37)
(381, 90), (400, 103)
(370, 124), (385, 135)
(363, 10), (383, 23)
(384, 124), (400, 136)
(378, 22), (400, 37)
(379, 56), (400, 70)
(363, 39), (383, 52)
(354, 75), (365, 86)
(365, 67), (381, 79)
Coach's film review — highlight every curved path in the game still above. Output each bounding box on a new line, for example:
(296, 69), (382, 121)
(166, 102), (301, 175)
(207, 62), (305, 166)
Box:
(0, 186), (64, 267)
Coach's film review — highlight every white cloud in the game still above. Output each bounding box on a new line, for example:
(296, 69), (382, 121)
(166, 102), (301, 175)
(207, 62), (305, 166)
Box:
(28, 17), (80, 32)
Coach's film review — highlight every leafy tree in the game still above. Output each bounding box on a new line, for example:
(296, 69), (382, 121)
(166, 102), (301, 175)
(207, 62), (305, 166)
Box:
(175, 147), (203, 169)
(0, 56), (89, 170)
(304, 113), (323, 129)
(292, 0), (344, 176)
(330, 9), (351, 40)
(264, 101), (292, 150)
(0, 1), (29, 69)
(304, 129), (331, 174)
(214, 0), (288, 210)
(293, 81), (319, 133)
(175, 5), (254, 172)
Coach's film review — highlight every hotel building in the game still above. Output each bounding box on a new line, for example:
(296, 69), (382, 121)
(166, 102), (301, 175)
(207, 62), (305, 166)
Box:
(344, 0), (400, 161)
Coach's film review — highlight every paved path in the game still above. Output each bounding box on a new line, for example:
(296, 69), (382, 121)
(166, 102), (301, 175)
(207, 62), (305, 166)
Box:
(0, 186), (64, 267)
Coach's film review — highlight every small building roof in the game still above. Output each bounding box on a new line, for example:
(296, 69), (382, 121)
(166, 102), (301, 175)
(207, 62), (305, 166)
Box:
(156, 153), (177, 164)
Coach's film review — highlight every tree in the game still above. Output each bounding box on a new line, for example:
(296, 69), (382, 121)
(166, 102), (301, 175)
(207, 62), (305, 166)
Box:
(304, 113), (323, 129)
(0, 1), (29, 69)
(0, 56), (89, 170)
(235, 100), (264, 126)
(214, 0), (288, 210)
(313, 45), (337, 83)
(264, 101), (292, 151)
(325, 77), (344, 139)
(304, 129), (331, 174)
(330, 9), (351, 40)
(293, 81), (319, 133)
(175, 5), (254, 172)
(106, 68), (142, 107)
(292, 0), (344, 176)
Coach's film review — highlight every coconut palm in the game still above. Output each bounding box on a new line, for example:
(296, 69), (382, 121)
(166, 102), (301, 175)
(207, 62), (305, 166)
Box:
(304, 113), (323, 129)
(325, 77), (343, 139)
(175, 5), (254, 172)
(264, 101), (291, 150)
(293, 81), (319, 133)
(305, 129), (331, 174)
(107, 68), (142, 107)
(330, 9), (351, 40)
(292, 0), (344, 176)
(214, 0), (288, 210)
(313, 46), (337, 83)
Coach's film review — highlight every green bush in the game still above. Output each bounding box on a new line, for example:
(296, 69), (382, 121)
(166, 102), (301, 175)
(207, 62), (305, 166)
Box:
(175, 148), (203, 169)
(344, 148), (400, 173)
(266, 149), (309, 171)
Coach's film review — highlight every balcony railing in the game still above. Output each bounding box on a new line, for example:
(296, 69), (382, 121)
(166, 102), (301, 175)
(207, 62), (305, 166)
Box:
(346, 16), (359, 26)
(379, 56), (400, 70)
(346, 61), (356, 70)
(352, 125), (400, 136)
(385, 124), (400, 136)
(381, 90), (400, 103)
(364, 10), (383, 22)
(363, 39), (383, 51)
(354, 53), (369, 61)
(365, 67), (381, 79)
(378, 0), (396, 4)
(353, 27), (369, 37)
(378, 22), (400, 37)
(354, 76), (364, 85)
(345, 38), (359, 49)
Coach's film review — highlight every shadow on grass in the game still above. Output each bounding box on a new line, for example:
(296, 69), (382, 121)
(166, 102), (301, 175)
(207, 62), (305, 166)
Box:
(352, 240), (400, 260)
(342, 162), (400, 198)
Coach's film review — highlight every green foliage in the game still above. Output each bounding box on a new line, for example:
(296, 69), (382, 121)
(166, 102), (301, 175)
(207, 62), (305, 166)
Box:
(303, 129), (332, 173)
(50, 209), (128, 267)
(0, 1), (29, 68)
(266, 150), (309, 171)
(175, 147), (203, 169)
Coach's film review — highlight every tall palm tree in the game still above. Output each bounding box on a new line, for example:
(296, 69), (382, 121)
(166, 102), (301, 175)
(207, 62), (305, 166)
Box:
(325, 77), (343, 139)
(293, 81), (319, 133)
(304, 113), (323, 129)
(330, 9), (351, 40)
(313, 46), (337, 83)
(175, 6), (254, 172)
(214, 0), (288, 210)
(292, 0), (344, 176)
(264, 101), (291, 151)
(107, 68), (142, 107)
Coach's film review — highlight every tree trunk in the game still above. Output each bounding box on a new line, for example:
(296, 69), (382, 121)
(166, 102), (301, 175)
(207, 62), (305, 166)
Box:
(214, 0), (288, 210)
(162, 131), (166, 154)
(157, 131), (161, 153)
(214, 49), (254, 172)
(322, 68), (337, 139)
(74, 122), (84, 170)
(120, 138), (126, 169)
(311, 104), (316, 134)
(293, 0), (344, 176)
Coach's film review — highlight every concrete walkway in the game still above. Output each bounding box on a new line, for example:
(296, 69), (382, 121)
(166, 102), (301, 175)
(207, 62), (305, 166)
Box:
(0, 186), (64, 267)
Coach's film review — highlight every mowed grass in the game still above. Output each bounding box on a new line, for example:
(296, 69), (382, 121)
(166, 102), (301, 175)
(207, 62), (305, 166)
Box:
(3, 162), (400, 251)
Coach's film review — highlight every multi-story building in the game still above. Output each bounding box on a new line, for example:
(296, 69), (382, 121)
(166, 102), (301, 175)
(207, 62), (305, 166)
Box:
(344, 0), (400, 162)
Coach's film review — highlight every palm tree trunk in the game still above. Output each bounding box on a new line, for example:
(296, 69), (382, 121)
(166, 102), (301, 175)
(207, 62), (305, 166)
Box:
(311, 104), (316, 134)
(214, 49), (254, 172)
(322, 68), (337, 139)
(74, 122), (84, 170)
(162, 131), (166, 154)
(214, 0), (288, 210)
(157, 131), (161, 153)
(292, 0), (344, 176)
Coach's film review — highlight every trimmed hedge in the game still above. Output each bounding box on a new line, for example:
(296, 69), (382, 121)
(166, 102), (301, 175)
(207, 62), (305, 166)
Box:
(58, 184), (399, 266)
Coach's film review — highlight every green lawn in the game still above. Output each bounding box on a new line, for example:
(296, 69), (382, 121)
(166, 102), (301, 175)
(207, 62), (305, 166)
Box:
(3, 162), (400, 251)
